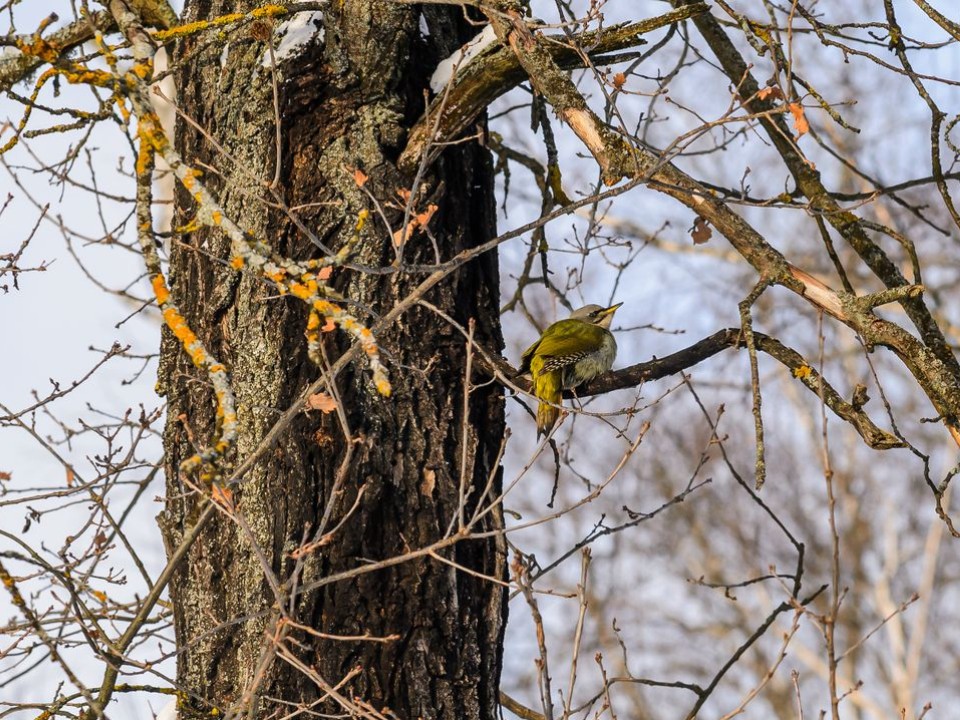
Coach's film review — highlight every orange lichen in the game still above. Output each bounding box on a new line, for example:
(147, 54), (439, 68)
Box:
(131, 60), (153, 80)
(15, 37), (60, 64)
(229, 256), (245, 270)
(151, 274), (171, 305)
(175, 219), (202, 234)
(135, 130), (155, 176)
(62, 68), (114, 87)
(135, 116), (171, 157)
(115, 97), (132, 124)
(153, 4), (288, 41)
(251, 4), (287, 18)
(288, 280), (318, 300)
(0, 67), (56, 155)
(313, 299), (336, 315)
(162, 307), (199, 349)
(375, 378), (392, 397)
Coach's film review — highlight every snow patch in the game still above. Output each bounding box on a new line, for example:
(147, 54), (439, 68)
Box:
(260, 11), (325, 67)
(419, 13), (430, 37)
(0, 46), (23, 61)
(429, 24), (497, 93)
(219, 42), (230, 68)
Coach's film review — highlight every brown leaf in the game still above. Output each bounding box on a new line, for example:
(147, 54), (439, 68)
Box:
(0, 471), (10, 482)
(756, 86), (782, 101)
(691, 216), (712, 245)
(307, 392), (338, 414)
(393, 202), (439, 248)
(415, 203), (438, 228)
(391, 226), (409, 249)
(316, 266), (333, 281)
(248, 20), (273, 42)
(66, 467), (75, 487)
(788, 102), (809, 137)
(420, 467), (436, 496)
(352, 168), (368, 187)
(211, 484), (233, 508)
(613, 72), (626, 90)
(321, 316), (336, 332)
(92, 590), (108, 603)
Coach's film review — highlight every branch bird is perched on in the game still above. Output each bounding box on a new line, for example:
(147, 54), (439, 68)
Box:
(519, 303), (623, 436)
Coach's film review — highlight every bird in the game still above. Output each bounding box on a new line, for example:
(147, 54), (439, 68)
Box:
(518, 302), (622, 436)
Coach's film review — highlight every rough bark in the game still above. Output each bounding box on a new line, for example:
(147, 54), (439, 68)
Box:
(157, 2), (506, 718)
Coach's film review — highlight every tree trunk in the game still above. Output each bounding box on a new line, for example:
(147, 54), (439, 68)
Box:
(157, 3), (506, 718)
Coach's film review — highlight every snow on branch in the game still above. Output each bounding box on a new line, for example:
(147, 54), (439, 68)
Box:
(429, 24), (498, 93)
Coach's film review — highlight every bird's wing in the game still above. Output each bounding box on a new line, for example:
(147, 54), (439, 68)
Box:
(529, 320), (603, 374)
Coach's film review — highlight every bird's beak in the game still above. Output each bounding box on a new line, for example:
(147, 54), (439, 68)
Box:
(599, 302), (623, 317)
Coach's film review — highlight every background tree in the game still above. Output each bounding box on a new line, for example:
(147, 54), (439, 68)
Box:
(2, 1), (960, 720)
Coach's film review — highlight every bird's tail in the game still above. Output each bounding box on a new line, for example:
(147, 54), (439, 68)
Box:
(534, 371), (562, 437)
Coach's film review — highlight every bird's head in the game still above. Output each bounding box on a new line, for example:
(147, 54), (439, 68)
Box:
(569, 302), (623, 329)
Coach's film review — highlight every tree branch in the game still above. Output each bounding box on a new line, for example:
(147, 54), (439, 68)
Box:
(0, 12), (115, 94)
(478, 328), (902, 450)
(398, 3), (710, 173)
(670, 0), (960, 429)
(470, 0), (960, 447)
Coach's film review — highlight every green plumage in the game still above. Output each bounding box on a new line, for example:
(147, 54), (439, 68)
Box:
(519, 305), (620, 436)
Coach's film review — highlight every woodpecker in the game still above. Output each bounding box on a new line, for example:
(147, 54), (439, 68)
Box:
(518, 302), (622, 436)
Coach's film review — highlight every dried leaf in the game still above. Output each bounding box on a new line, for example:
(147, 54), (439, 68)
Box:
(321, 317), (336, 332)
(510, 553), (523, 578)
(396, 187), (412, 203)
(613, 72), (626, 90)
(0, 471), (10, 482)
(317, 266), (333, 281)
(352, 168), (368, 187)
(248, 19), (273, 42)
(66, 467), (75, 487)
(691, 216), (712, 245)
(756, 86), (782, 101)
(92, 590), (108, 603)
(392, 202), (439, 248)
(392, 225), (410, 249)
(307, 392), (338, 414)
(421, 467), (436, 496)
(415, 203), (438, 228)
(788, 102), (809, 137)
(211, 484), (233, 508)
